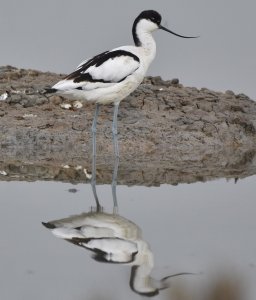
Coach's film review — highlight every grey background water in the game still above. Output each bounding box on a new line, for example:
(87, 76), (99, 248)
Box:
(1, 177), (256, 299)
(0, 0), (255, 99)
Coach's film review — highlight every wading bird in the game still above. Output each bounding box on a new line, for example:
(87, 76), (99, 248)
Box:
(46, 10), (197, 158)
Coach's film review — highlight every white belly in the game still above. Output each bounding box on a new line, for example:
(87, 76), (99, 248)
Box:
(59, 72), (144, 105)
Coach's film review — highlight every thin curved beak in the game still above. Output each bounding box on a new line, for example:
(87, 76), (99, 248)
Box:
(159, 24), (199, 38)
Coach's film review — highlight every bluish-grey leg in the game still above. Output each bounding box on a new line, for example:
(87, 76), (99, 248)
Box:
(111, 103), (120, 213)
(91, 104), (100, 211)
(112, 103), (120, 158)
(92, 103), (100, 158)
(111, 155), (119, 213)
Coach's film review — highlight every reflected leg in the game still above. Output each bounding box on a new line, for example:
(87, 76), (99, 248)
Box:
(91, 103), (100, 210)
(111, 155), (119, 213)
(112, 103), (120, 158)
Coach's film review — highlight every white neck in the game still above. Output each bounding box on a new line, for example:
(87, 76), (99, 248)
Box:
(137, 28), (156, 62)
(133, 19), (157, 66)
(136, 28), (156, 63)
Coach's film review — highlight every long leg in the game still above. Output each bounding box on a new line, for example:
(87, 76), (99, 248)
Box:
(92, 103), (100, 158)
(112, 103), (120, 158)
(111, 103), (120, 213)
(91, 104), (100, 211)
(111, 155), (119, 213)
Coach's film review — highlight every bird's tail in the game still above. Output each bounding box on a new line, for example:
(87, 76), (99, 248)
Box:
(42, 88), (58, 94)
(42, 221), (56, 229)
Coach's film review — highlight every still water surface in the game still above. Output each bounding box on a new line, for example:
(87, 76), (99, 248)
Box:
(0, 175), (256, 300)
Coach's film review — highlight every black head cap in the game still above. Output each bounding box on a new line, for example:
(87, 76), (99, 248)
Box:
(132, 10), (162, 46)
(137, 10), (162, 25)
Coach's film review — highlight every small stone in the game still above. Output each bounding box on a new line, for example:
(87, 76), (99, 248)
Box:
(225, 90), (235, 96)
(236, 93), (249, 100)
(72, 121), (86, 131)
(84, 169), (92, 179)
(60, 103), (72, 110)
(50, 95), (63, 105)
(151, 76), (162, 85)
(0, 91), (9, 101)
(68, 188), (78, 193)
(75, 165), (82, 170)
(171, 78), (179, 85)
(197, 102), (213, 112)
(61, 164), (70, 169)
(73, 100), (83, 109)
(23, 113), (37, 118)
(23, 99), (36, 108)
(35, 98), (47, 106)
(28, 70), (39, 77)
(182, 106), (194, 113)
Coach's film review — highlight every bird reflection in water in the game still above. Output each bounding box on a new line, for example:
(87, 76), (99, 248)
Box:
(42, 157), (193, 296)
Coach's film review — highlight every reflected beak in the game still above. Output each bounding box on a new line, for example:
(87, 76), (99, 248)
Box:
(159, 24), (199, 38)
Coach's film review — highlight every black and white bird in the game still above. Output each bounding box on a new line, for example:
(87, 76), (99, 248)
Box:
(47, 10), (197, 157)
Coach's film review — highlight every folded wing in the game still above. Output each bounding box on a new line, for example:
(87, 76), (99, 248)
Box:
(53, 50), (140, 91)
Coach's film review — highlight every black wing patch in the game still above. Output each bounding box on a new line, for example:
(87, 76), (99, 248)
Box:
(65, 50), (140, 84)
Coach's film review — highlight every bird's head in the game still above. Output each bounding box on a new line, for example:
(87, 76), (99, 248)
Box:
(133, 10), (198, 46)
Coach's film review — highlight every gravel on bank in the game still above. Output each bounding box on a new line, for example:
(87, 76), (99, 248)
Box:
(0, 65), (255, 185)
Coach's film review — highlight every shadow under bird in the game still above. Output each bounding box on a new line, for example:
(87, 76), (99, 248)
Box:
(46, 10), (197, 158)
